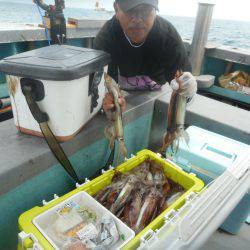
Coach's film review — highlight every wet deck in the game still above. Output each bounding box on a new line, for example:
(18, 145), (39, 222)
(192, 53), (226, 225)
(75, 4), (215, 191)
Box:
(204, 223), (250, 250)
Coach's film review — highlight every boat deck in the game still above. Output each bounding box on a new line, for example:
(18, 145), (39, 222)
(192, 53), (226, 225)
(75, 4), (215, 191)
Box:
(204, 223), (250, 250)
(0, 86), (249, 249)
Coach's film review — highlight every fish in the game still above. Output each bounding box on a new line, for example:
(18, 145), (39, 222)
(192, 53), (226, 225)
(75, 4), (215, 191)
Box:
(135, 187), (161, 233)
(129, 191), (143, 230)
(94, 159), (184, 235)
(158, 181), (172, 214)
(161, 70), (189, 155)
(166, 191), (185, 206)
(105, 189), (120, 210)
(158, 190), (185, 214)
(122, 200), (132, 225)
(130, 160), (151, 181)
(94, 186), (112, 203)
(149, 160), (168, 187)
(110, 175), (138, 214)
(116, 206), (126, 219)
(104, 73), (127, 165)
(139, 160), (168, 187)
(123, 191), (143, 230)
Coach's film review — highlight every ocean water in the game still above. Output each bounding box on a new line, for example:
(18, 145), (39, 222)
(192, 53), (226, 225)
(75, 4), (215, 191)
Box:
(0, 0), (250, 50)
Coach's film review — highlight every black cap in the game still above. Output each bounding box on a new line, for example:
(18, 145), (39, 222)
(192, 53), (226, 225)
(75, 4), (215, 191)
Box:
(116, 0), (158, 12)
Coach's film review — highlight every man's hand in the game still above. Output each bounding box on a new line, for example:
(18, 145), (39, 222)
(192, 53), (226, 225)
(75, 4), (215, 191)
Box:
(170, 72), (197, 99)
(102, 93), (126, 113)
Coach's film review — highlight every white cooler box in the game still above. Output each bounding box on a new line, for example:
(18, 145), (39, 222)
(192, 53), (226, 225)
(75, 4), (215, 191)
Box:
(167, 126), (250, 234)
(0, 45), (110, 141)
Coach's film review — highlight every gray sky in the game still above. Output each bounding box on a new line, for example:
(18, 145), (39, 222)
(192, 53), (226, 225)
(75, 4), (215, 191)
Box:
(66, 0), (250, 22)
(159, 0), (250, 22)
(4, 0), (248, 21)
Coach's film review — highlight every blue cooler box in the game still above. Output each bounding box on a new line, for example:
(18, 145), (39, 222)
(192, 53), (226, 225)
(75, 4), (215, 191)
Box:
(167, 126), (250, 234)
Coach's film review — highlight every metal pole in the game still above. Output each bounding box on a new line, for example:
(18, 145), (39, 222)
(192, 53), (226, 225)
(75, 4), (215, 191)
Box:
(85, 37), (94, 48)
(190, 2), (215, 76)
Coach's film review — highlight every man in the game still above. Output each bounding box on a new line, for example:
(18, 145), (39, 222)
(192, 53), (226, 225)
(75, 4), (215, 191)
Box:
(94, 0), (197, 112)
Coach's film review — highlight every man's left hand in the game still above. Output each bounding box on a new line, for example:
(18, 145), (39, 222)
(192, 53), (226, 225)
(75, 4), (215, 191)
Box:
(170, 72), (197, 99)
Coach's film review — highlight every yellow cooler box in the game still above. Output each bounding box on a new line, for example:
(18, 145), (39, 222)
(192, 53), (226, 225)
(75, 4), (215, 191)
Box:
(18, 150), (204, 250)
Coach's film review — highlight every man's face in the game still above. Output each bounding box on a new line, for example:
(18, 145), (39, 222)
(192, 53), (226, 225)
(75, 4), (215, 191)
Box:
(115, 3), (156, 44)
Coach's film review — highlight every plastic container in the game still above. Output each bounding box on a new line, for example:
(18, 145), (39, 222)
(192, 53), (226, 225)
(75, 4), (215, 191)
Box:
(32, 191), (135, 250)
(196, 75), (215, 89)
(0, 45), (110, 141)
(18, 149), (204, 250)
(167, 126), (250, 234)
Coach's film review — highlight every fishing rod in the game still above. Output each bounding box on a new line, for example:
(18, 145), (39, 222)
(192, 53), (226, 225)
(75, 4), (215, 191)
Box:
(33, 0), (67, 44)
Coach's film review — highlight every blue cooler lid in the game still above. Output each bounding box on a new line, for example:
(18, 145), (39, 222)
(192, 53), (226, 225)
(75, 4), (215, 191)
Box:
(246, 215), (250, 224)
(168, 126), (250, 182)
(0, 45), (111, 81)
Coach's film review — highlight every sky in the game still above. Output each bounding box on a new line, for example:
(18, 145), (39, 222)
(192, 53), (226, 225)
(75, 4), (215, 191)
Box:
(1, 0), (250, 22)
(65, 0), (250, 22)
(158, 0), (250, 22)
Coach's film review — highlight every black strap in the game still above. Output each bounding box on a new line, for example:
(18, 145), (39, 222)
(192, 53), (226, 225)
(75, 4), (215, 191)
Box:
(22, 85), (81, 183)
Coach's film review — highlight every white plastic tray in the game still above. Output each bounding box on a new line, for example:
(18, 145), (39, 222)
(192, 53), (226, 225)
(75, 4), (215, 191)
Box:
(32, 191), (135, 249)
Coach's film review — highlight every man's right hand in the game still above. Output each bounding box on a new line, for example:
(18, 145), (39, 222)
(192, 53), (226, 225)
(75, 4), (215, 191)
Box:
(102, 93), (126, 113)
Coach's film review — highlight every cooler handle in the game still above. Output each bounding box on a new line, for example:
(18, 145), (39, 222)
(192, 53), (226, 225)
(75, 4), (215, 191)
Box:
(76, 178), (91, 188)
(139, 229), (159, 249)
(18, 231), (43, 250)
(201, 143), (237, 162)
(21, 80), (48, 123)
(140, 229), (155, 243)
(42, 194), (59, 206)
